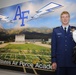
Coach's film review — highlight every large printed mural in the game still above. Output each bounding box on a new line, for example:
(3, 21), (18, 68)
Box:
(0, 0), (76, 74)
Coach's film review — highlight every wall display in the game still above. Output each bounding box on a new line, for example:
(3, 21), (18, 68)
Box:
(0, 0), (76, 74)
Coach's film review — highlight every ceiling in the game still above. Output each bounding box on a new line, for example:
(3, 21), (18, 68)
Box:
(0, 0), (28, 8)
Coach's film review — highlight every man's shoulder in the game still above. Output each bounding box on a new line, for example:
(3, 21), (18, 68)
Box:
(53, 26), (61, 30)
(71, 26), (76, 28)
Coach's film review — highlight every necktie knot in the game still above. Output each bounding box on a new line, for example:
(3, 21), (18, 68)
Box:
(64, 27), (66, 33)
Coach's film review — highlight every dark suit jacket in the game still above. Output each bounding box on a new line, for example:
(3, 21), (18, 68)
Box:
(51, 25), (76, 67)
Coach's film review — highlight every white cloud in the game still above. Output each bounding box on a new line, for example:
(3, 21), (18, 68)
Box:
(70, 23), (76, 26)
(0, 24), (3, 29)
(51, 0), (76, 16)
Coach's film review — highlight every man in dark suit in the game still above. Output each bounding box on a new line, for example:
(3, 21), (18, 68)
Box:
(51, 11), (76, 75)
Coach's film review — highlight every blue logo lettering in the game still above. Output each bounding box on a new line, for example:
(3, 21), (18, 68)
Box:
(14, 6), (30, 26)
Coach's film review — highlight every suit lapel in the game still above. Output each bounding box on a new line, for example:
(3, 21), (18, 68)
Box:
(59, 26), (71, 36)
(67, 26), (71, 34)
(60, 26), (65, 34)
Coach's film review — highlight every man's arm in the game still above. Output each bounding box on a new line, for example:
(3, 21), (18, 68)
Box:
(51, 28), (57, 63)
(51, 28), (57, 70)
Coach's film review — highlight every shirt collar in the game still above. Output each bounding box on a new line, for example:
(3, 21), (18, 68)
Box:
(62, 25), (69, 31)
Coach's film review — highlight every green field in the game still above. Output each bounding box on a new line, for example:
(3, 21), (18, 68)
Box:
(0, 43), (51, 65)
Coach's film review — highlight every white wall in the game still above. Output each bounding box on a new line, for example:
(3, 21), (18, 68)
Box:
(15, 34), (25, 42)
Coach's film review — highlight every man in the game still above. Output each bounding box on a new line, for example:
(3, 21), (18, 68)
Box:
(51, 11), (76, 75)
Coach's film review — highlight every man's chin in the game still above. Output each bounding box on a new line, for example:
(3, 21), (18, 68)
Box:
(63, 23), (69, 25)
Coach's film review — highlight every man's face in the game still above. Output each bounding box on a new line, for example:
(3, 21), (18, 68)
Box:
(61, 14), (70, 26)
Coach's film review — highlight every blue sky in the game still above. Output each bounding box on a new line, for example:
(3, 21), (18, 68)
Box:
(0, 0), (76, 29)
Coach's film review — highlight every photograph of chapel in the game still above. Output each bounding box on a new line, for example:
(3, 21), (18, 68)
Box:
(0, 26), (52, 72)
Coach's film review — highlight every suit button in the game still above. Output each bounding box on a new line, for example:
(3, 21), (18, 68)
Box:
(65, 40), (67, 42)
(65, 45), (67, 46)
(65, 49), (67, 51)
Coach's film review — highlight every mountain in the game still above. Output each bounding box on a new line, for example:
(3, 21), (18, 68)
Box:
(7, 27), (53, 34)
(0, 27), (53, 42)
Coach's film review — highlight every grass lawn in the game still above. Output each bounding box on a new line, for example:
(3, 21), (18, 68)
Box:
(3, 43), (50, 50)
(0, 43), (51, 65)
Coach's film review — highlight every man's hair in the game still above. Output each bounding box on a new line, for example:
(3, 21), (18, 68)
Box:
(60, 11), (70, 17)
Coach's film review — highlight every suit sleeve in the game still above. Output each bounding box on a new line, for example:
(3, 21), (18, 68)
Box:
(51, 28), (57, 63)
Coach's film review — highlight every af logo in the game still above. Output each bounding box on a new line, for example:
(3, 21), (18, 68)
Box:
(14, 6), (30, 26)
